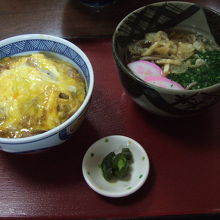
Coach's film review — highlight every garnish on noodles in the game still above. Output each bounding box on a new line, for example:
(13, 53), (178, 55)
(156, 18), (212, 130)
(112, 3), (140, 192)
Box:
(127, 30), (220, 90)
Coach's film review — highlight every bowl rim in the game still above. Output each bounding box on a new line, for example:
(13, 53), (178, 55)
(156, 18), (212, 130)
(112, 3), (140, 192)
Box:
(112, 1), (220, 94)
(0, 34), (94, 143)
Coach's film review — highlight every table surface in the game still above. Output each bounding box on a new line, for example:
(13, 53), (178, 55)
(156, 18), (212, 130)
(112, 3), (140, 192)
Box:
(1, 0), (220, 219)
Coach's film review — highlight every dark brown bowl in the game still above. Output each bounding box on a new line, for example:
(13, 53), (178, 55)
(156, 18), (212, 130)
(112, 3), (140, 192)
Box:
(112, 1), (220, 117)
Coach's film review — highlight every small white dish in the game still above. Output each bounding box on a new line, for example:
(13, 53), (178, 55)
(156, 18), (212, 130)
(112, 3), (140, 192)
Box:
(82, 135), (150, 197)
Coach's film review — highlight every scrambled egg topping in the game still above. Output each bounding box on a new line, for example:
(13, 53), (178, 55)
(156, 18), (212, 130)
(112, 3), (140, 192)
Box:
(0, 53), (86, 138)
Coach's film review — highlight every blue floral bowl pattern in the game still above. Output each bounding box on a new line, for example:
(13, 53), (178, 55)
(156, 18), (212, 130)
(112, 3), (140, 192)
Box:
(0, 39), (90, 83)
(0, 34), (94, 153)
(112, 1), (220, 117)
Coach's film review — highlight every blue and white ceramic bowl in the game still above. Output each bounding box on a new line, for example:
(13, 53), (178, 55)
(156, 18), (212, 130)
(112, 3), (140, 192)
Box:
(0, 34), (94, 153)
(112, 1), (220, 117)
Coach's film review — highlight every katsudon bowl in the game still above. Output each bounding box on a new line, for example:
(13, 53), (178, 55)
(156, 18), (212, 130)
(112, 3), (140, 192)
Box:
(0, 34), (94, 153)
(112, 1), (220, 117)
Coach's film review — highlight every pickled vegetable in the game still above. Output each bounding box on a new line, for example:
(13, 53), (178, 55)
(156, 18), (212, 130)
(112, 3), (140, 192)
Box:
(101, 148), (133, 181)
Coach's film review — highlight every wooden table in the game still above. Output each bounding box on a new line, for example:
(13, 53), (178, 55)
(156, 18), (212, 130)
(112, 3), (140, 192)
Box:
(0, 0), (220, 40)
(1, 0), (220, 219)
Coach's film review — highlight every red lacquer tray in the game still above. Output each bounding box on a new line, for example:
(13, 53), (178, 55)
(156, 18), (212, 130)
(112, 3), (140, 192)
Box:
(0, 39), (220, 219)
